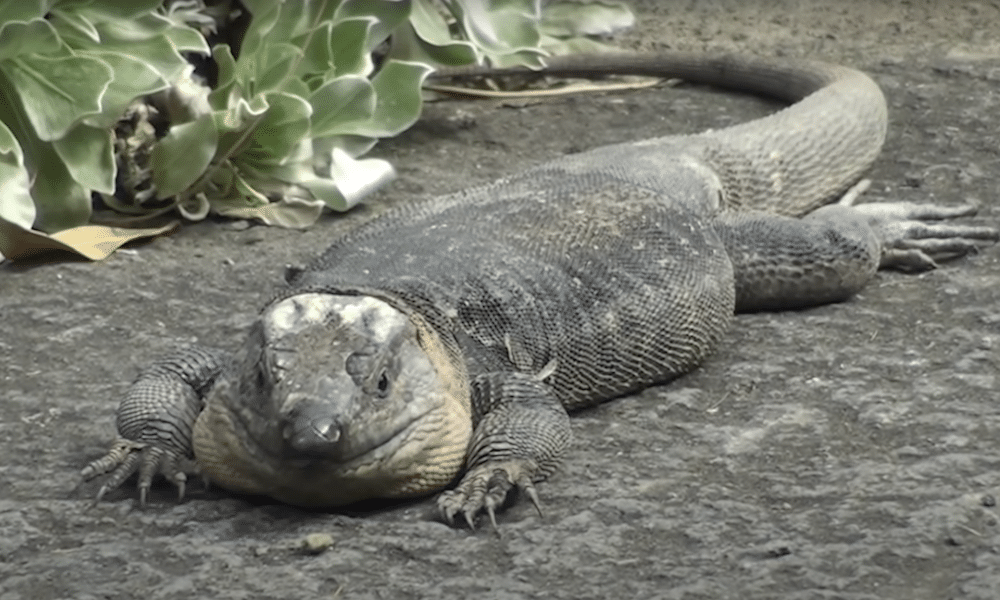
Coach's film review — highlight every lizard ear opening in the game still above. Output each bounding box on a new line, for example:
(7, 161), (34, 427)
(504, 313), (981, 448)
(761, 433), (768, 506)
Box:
(376, 369), (391, 397)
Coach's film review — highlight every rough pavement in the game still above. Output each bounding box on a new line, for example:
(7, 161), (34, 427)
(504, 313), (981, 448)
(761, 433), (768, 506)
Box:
(3, 2), (1000, 598)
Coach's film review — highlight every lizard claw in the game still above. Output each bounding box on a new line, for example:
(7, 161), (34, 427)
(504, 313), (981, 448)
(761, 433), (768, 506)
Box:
(841, 198), (999, 271)
(437, 458), (542, 529)
(522, 479), (544, 518)
(485, 504), (499, 533)
(82, 438), (195, 506)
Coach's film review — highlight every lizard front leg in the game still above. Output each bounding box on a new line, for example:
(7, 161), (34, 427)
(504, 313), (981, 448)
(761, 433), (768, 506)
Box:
(438, 371), (571, 530)
(81, 346), (229, 505)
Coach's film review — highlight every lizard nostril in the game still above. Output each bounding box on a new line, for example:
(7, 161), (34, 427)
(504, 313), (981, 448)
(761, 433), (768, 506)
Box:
(281, 397), (344, 456)
(311, 418), (341, 443)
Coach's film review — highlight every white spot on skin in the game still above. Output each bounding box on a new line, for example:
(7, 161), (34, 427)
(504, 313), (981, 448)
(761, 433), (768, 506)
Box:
(267, 293), (334, 336)
(264, 293), (404, 343)
(363, 297), (404, 344)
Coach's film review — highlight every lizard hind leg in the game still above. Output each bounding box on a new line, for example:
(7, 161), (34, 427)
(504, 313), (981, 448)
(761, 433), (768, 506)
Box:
(832, 193), (999, 270)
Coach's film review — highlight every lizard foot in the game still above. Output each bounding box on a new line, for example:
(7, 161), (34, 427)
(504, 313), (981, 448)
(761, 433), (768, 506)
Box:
(81, 438), (197, 506)
(838, 195), (999, 270)
(437, 458), (544, 531)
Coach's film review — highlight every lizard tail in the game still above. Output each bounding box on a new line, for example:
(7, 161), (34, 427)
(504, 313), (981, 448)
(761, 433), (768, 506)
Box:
(434, 52), (888, 216)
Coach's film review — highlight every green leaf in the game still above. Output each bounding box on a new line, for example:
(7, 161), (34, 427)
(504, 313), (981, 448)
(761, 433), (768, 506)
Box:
(79, 50), (169, 128)
(0, 120), (34, 229)
(315, 135), (378, 160)
(52, 124), (115, 194)
(214, 167), (270, 208)
(75, 0), (164, 21)
(0, 19), (62, 60)
(298, 22), (334, 76)
(541, 0), (635, 37)
(215, 195), (325, 228)
(267, 3), (314, 42)
(256, 43), (302, 93)
(30, 142), (93, 232)
(309, 76), (376, 137)
(2, 53), (114, 140)
(209, 166), (326, 227)
(353, 60), (433, 137)
(73, 29), (194, 83)
(48, 7), (101, 43)
(234, 138), (315, 185)
(328, 17), (378, 76)
(301, 147), (395, 211)
(240, 92), (312, 166)
(91, 11), (171, 43)
(410, 0), (459, 46)
(208, 44), (238, 110)
(163, 23), (211, 54)
(335, 0), (413, 52)
(388, 21), (479, 66)
(125, 36), (193, 82)
(238, 1), (280, 62)
(398, 0), (479, 65)
(455, 3), (542, 56)
(150, 113), (219, 199)
(212, 94), (269, 133)
(0, 0), (48, 25)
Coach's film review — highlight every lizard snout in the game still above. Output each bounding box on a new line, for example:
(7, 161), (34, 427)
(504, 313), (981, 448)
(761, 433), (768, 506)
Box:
(280, 394), (346, 457)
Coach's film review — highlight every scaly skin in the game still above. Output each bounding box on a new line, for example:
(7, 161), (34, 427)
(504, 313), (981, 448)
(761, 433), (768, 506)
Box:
(82, 52), (998, 526)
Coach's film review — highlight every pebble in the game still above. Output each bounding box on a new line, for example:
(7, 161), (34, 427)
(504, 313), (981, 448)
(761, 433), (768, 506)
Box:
(301, 533), (335, 555)
(224, 220), (252, 231)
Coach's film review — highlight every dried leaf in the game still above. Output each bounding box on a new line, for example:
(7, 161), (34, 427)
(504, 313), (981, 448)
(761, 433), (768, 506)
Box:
(0, 217), (178, 261)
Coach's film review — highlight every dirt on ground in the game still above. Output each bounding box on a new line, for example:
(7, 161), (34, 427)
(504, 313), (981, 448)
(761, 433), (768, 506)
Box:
(3, 1), (1000, 598)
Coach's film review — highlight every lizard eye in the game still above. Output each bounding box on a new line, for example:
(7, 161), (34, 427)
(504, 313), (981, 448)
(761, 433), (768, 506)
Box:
(376, 370), (390, 397)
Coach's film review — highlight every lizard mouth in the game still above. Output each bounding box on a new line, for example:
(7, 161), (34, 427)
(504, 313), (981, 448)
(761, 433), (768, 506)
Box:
(210, 382), (466, 506)
(274, 395), (436, 467)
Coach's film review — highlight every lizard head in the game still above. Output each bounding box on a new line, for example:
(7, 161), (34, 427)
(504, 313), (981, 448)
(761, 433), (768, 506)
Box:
(192, 293), (472, 507)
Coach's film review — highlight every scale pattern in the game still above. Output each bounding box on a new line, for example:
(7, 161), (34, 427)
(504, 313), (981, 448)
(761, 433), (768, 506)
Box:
(292, 168), (736, 416)
(83, 52), (901, 511)
(288, 54), (888, 418)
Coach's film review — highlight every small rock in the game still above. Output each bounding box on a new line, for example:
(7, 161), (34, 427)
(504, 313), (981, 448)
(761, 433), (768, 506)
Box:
(981, 494), (996, 508)
(224, 220), (252, 231)
(447, 109), (477, 129)
(284, 264), (305, 283)
(244, 231), (266, 245)
(301, 533), (334, 555)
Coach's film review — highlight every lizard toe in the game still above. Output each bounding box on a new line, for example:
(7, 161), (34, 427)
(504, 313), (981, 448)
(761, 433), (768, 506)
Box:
(832, 199), (1000, 270)
(83, 438), (194, 506)
(437, 458), (542, 529)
